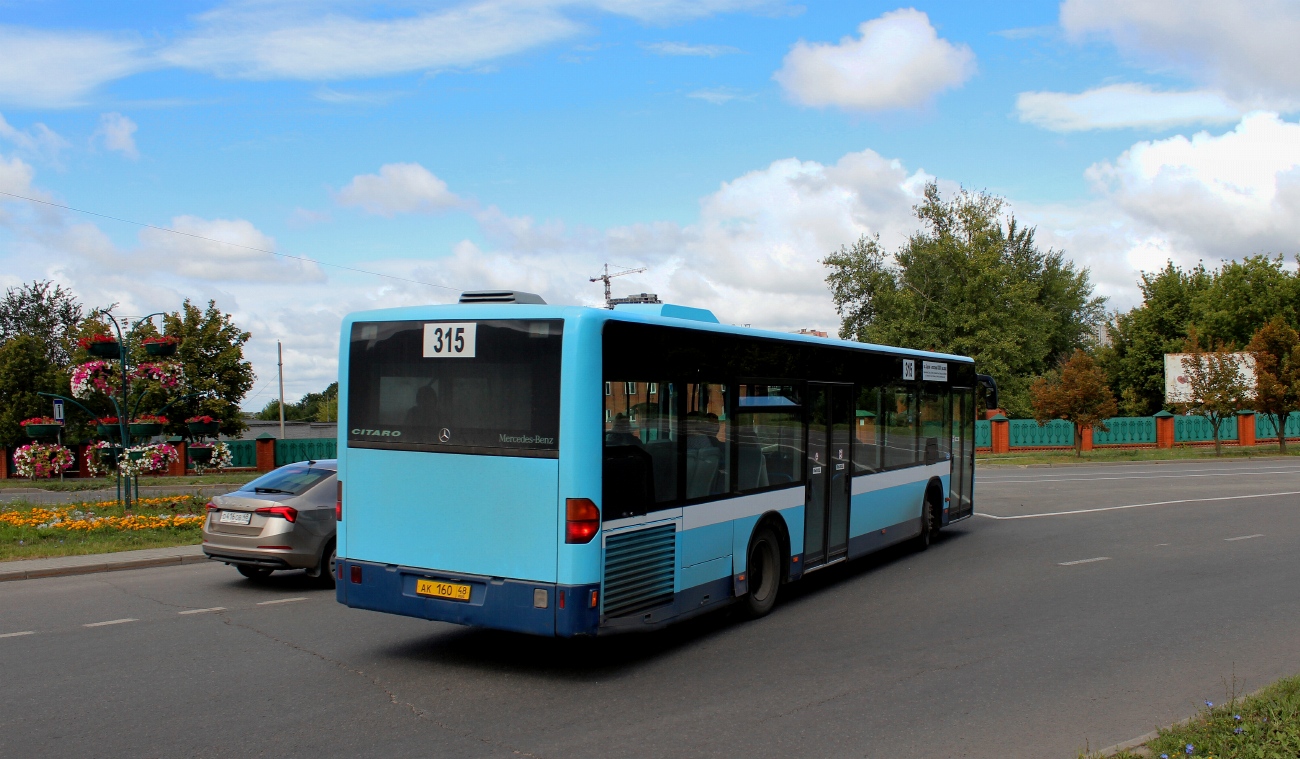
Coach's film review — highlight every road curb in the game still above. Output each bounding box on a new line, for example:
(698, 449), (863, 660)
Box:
(0, 552), (208, 582)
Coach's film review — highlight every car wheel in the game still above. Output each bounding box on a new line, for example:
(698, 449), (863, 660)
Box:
(740, 526), (781, 619)
(236, 565), (273, 581)
(316, 543), (337, 588)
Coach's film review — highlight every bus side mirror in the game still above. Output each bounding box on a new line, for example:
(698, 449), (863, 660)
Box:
(976, 374), (999, 411)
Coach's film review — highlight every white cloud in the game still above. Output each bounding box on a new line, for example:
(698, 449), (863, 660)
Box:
(135, 216), (325, 282)
(1085, 111), (1300, 260)
(160, 0), (774, 81)
(773, 8), (975, 112)
(0, 154), (38, 197)
(94, 113), (139, 159)
(642, 41), (740, 57)
(336, 163), (465, 216)
(0, 114), (68, 163)
(0, 26), (150, 107)
(1060, 0), (1300, 102)
(688, 87), (748, 104)
(1016, 84), (1246, 132)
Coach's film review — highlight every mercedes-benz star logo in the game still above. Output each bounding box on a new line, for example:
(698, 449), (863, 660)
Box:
(439, 428), (451, 443)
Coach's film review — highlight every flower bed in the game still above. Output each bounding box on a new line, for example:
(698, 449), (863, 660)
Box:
(78, 334), (121, 358)
(142, 335), (178, 357)
(71, 360), (124, 399)
(0, 496), (207, 559)
(20, 417), (62, 438)
(117, 443), (179, 476)
(13, 443), (76, 479)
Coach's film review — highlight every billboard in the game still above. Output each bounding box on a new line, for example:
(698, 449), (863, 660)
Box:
(1164, 353), (1256, 403)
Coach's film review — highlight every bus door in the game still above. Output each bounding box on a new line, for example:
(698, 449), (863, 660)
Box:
(948, 387), (975, 520)
(805, 383), (853, 567)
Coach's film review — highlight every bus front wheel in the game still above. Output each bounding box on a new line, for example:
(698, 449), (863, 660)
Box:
(741, 526), (781, 619)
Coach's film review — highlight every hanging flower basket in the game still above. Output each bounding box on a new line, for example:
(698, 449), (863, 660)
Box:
(13, 443), (76, 479)
(118, 443), (179, 477)
(130, 362), (184, 390)
(142, 335), (179, 357)
(71, 361), (124, 399)
(79, 334), (121, 359)
(186, 415), (221, 437)
(21, 417), (61, 438)
(95, 417), (121, 437)
(188, 445), (214, 465)
(129, 415), (168, 438)
(85, 441), (117, 476)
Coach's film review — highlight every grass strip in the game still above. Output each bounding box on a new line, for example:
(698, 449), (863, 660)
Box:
(0, 495), (206, 561)
(0, 473), (258, 492)
(1084, 674), (1300, 758)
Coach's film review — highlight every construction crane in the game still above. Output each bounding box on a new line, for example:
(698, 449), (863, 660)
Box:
(590, 263), (647, 309)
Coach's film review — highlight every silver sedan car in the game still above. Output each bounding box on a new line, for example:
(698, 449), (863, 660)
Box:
(202, 460), (337, 583)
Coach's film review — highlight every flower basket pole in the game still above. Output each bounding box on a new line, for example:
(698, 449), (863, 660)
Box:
(54, 312), (195, 509)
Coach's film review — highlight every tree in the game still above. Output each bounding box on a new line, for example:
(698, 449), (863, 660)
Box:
(256, 382), (338, 422)
(1194, 255), (1299, 347)
(1178, 329), (1251, 456)
(1030, 350), (1118, 457)
(1098, 262), (1212, 416)
(1246, 316), (1300, 453)
(0, 280), (83, 367)
(825, 183), (1105, 416)
(145, 300), (255, 439)
(0, 335), (69, 447)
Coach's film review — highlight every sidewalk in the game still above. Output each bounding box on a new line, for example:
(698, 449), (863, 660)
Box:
(0, 544), (207, 582)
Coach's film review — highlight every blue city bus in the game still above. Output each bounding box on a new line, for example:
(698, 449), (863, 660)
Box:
(334, 291), (994, 636)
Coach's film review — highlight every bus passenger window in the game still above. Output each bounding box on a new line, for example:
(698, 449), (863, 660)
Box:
(883, 386), (918, 469)
(919, 391), (950, 465)
(736, 384), (803, 491)
(853, 386), (881, 474)
(604, 380), (678, 516)
(685, 383), (728, 499)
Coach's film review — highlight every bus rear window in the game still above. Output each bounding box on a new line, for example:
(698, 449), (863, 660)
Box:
(347, 319), (563, 457)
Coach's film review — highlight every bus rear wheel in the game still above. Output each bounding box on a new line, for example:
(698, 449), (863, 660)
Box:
(741, 526), (781, 619)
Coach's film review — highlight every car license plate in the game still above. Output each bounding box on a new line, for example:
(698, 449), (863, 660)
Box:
(415, 578), (472, 602)
(219, 511), (252, 525)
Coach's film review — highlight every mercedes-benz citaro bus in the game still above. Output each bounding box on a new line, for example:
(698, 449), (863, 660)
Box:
(334, 290), (995, 637)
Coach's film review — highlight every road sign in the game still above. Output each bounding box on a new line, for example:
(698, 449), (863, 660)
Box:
(52, 398), (65, 424)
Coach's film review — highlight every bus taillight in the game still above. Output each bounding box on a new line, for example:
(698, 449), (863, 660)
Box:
(564, 498), (599, 544)
(336, 480), (342, 522)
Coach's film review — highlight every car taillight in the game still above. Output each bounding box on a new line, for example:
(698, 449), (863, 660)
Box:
(205, 502), (218, 511)
(335, 480), (342, 522)
(255, 505), (298, 523)
(564, 498), (599, 544)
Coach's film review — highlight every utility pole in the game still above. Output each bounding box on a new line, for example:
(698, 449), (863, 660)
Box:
(277, 341), (285, 440)
(590, 263), (647, 308)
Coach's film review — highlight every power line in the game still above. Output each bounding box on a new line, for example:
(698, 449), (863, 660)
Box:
(0, 189), (460, 292)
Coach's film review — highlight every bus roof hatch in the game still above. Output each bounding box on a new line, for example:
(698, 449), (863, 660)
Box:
(612, 303), (720, 323)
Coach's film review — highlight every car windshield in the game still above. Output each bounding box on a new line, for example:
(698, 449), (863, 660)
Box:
(238, 465), (334, 496)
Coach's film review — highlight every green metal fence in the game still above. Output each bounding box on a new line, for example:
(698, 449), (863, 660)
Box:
(1255, 412), (1300, 440)
(1009, 418), (1075, 448)
(975, 420), (991, 448)
(1091, 416), (1157, 446)
(275, 437), (337, 466)
(1174, 414), (1237, 443)
(227, 439), (257, 468)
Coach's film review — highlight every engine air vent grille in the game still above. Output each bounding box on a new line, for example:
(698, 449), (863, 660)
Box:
(602, 524), (677, 618)
(458, 290), (547, 304)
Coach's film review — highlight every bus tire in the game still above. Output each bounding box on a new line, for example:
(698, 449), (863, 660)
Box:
(914, 495), (935, 551)
(741, 526), (781, 619)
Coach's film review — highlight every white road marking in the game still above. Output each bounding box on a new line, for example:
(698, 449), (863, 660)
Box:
(1060, 557), (1110, 566)
(1225, 534), (1264, 542)
(975, 490), (1300, 520)
(84, 618), (137, 627)
(1155, 543), (1170, 547)
(978, 469), (1300, 485)
(978, 464), (1300, 481)
(0, 631), (35, 638)
(257, 597), (307, 606)
(178, 607), (225, 615)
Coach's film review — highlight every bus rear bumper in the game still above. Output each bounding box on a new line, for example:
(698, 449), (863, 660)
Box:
(335, 558), (599, 637)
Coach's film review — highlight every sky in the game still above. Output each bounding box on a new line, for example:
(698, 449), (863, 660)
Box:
(3, 0), (1300, 407)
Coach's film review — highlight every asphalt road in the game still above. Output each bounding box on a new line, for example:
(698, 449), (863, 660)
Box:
(3, 457), (1299, 758)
